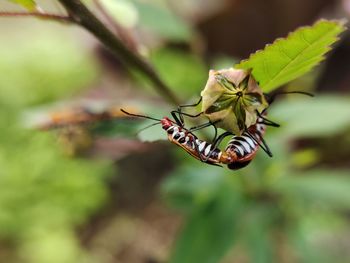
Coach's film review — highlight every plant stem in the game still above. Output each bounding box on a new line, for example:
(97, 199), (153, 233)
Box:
(57, 0), (180, 105)
(0, 12), (72, 23)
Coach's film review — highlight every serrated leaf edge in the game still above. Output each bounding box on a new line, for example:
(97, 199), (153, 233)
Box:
(236, 19), (347, 90)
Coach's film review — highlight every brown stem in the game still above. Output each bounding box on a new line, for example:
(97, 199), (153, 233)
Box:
(0, 11), (72, 23)
(57, 0), (180, 105)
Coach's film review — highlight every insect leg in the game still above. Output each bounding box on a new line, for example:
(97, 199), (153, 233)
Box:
(171, 110), (203, 119)
(171, 110), (203, 129)
(179, 97), (202, 108)
(189, 121), (219, 141)
(177, 97), (202, 124)
(190, 133), (222, 167)
(202, 131), (232, 162)
(257, 120), (281, 127)
(171, 111), (184, 126)
(264, 91), (314, 104)
(212, 131), (233, 149)
(245, 129), (273, 157)
(192, 136), (205, 162)
(256, 110), (280, 127)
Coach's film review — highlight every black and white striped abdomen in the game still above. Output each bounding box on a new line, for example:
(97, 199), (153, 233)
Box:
(166, 125), (222, 160)
(192, 138), (222, 160)
(225, 119), (266, 158)
(225, 133), (257, 157)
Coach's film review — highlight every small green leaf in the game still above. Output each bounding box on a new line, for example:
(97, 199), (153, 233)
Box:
(170, 182), (244, 263)
(271, 171), (350, 210)
(243, 205), (275, 263)
(8, 0), (37, 11)
(161, 165), (225, 211)
(236, 19), (346, 92)
(270, 96), (350, 138)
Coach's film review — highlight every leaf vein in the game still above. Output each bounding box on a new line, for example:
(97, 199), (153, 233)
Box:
(278, 45), (293, 60)
(264, 27), (340, 89)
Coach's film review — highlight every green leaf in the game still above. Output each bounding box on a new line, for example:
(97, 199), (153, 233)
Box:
(8, 0), (37, 10)
(236, 19), (346, 92)
(170, 180), (244, 263)
(288, 224), (321, 263)
(161, 165), (226, 211)
(271, 171), (350, 210)
(270, 96), (350, 138)
(243, 205), (275, 263)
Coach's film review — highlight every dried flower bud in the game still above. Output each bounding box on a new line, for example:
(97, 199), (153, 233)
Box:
(201, 68), (268, 135)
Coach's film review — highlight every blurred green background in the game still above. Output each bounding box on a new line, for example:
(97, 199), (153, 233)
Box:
(1, 0), (350, 262)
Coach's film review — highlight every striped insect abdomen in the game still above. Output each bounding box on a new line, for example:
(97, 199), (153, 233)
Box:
(225, 118), (266, 169)
(165, 124), (231, 165)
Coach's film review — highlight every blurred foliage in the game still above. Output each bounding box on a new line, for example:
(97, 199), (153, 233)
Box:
(0, 22), (98, 109)
(161, 96), (350, 263)
(99, 0), (139, 29)
(1, 1), (350, 263)
(99, 0), (193, 41)
(7, 0), (37, 10)
(130, 0), (193, 41)
(0, 20), (112, 262)
(150, 48), (208, 98)
(271, 96), (350, 138)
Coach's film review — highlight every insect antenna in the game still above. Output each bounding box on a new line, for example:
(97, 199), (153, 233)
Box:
(136, 122), (161, 135)
(265, 91), (314, 104)
(120, 109), (163, 135)
(120, 109), (162, 122)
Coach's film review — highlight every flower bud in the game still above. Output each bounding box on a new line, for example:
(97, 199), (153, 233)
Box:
(201, 68), (268, 135)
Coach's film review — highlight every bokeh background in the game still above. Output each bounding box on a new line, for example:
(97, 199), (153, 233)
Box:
(1, 0), (350, 262)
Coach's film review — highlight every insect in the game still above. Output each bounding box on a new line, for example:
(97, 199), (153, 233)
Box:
(225, 115), (270, 170)
(120, 109), (233, 166)
(121, 108), (275, 170)
(195, 111), (270, 170)
(30, 104), (139, 156)
(35, 105), (138, 130)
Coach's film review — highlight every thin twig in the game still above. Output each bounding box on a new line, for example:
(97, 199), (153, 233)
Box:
(0, 11), (72, 23)
(57, 0), (180, 105)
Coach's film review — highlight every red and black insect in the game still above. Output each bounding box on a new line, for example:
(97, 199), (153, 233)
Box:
(120, 108), (271, 170)
(120, 109), (232, 166)
(36, 105), (139, 130)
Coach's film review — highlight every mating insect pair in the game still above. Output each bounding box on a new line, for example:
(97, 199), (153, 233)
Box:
(121, 90), (313, 170)
(121, 107), (272, 170)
